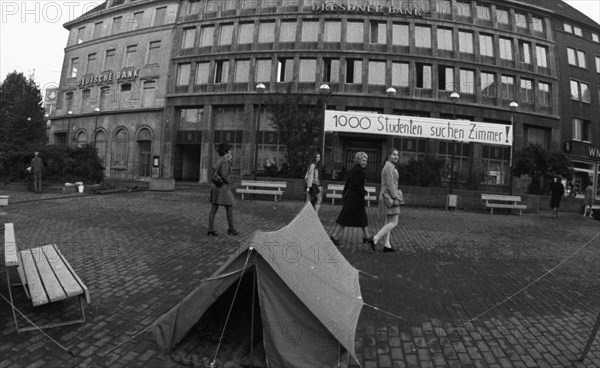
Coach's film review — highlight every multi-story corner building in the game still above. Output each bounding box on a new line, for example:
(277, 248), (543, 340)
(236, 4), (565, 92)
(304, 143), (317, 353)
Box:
(49, 0), (179, 179)
(51, 0), (599, 199)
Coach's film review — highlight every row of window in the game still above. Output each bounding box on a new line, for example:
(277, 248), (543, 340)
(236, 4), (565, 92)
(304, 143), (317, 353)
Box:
(180, 19), (550, 68)
(63, 80), (158, 113)
(572, 118), (593, 143)
(563, 22), (600, 43)
(176, 58), (553, 104)
(68, 41), (163, 78)
(567, 49), (600, 73)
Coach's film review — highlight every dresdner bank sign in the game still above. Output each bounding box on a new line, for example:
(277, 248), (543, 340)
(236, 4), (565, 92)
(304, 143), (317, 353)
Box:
(325, 110), (513, 146)
(311, 1), (425, 17)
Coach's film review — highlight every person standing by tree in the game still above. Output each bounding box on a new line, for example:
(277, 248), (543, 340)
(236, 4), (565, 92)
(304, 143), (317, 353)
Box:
(549, 175), (565, 219)
(30, 151), (43, 193)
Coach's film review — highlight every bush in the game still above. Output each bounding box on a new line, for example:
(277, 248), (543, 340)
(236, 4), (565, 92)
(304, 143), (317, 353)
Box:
(0, 144), (105, 184)
(399, 155), (446, 187)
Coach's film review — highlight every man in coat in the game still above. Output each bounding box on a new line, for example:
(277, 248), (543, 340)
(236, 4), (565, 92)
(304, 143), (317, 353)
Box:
(30, 152), (44, 193)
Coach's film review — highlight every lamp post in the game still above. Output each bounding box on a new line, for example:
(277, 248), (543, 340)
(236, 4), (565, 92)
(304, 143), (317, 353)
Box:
(448, 92), (460, 196)
(44, 114), (50, 129)
(67, 110), (73, 147)
(508, 101), (519, 195)
(253, 83), (266, 180)
(318, 83), (330, 171)
(93, 107), (100, 148)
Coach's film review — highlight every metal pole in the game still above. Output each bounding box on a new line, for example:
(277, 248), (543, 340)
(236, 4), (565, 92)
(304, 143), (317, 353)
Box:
(254, 100), (261, 180)
(321, 102), (327, 170)
(67, 111), (72, 147)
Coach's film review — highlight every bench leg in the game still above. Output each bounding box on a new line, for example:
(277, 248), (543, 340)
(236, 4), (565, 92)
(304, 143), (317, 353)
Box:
(11, 293), (86, 333)
(490, 208), (494, 215)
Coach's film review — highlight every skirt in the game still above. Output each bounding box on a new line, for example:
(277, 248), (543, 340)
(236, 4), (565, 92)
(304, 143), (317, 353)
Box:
(209, 184), (235, 206)
(378, 193), (401, 215)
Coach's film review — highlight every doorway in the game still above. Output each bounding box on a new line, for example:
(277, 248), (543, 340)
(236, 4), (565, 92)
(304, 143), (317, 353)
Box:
(342, 138), (383, 183)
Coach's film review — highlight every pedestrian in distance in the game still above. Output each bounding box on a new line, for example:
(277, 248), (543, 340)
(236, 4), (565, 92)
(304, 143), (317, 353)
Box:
(372, 148), (402, 252)
(583, 180), (594, 217)
(207, 143), (239, 236)
(30, 151), (44, 193)
(549, 175), (565, 219)
(329, 152), (375, 250)
(304, 152), (323, 214)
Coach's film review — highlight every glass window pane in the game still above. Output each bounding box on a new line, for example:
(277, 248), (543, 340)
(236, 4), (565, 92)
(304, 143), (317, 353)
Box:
(368, 61), (386, 85)
(182, 28), (196, 49)
(219, 24), (233, 45)
(256, 59), (271, 82)
(200, 26), (214, 47)
(459, 31), (473, 53)
(460, 69), (474, 94)
(347, 21), (364, 43)
(299, 59), (316, 82)
(280, 21), (296, 42)
(258, 22), (275, 43)
(392, 62), (409, 87)
(238, 23), (254, 44)
(234, 60), (250, 82)
(415, 26), (431, 48)
(195, 62), (210, 84)
(177, 64), (190, 86)
(479, 34), (493, 57)
(481, 72), (495, 97)
(324, 21), (341, 42)
(499, 38), (512, 60)
(536, 46), (547, 68)
(437, 28), (452, 50)
(301, 20), (319, 42)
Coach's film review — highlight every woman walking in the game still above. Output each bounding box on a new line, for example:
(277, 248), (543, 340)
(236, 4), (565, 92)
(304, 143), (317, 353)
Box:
(305, 153), (323, 214)
(329, 152), (375, 250)
(549, 175), (565, 219)
(207, 143), (239, 236)
(372, 148), (401, 252)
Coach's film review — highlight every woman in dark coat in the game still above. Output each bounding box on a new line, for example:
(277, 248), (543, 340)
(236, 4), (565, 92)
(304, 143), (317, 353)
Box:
(207, 143), (238, 236)
(329, 152), (375, 250)
(549, 175), (565, 219)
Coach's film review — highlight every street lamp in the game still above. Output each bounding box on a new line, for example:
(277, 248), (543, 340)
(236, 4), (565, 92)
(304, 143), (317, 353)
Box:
(67, 111), (73, 147)
(253, 83), (266, 180)
(318, 83), (330, 170)
(386, 87), (397, 97)
(93, 107), (100, 147)
(508, 101), (519, 194)
(44, 114), (50, 129)
(448, 92), (460, 198)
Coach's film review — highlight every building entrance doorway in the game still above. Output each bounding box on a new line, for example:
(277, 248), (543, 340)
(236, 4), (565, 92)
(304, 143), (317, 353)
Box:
(175, 144), (201, 181)
(138, 141), (152, 179)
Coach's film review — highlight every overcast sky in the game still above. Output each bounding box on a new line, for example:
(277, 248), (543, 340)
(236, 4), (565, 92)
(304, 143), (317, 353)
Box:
(1, 0), (599, 96)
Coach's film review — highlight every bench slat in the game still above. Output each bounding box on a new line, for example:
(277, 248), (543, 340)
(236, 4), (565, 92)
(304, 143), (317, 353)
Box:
(4, 223), (18, 267)
(26, 247), (68, 303)
(43, 245), (84, 300)
(486, 203), (527, 209)
(53, 245), (90, 304)
(237, 189), (282, 195)
(481, 194), (522, 201)
(240, 181), (286, 188)
(20, 250), (50, 306)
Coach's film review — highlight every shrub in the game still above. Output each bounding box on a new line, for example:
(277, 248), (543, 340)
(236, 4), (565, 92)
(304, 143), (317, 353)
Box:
(399, 155), (446, 187)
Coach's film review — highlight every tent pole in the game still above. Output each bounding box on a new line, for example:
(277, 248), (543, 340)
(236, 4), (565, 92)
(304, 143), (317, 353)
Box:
(250, 267), (257, 368)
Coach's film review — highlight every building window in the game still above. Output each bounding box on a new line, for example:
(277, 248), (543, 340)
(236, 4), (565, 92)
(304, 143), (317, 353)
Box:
(345, 59), (362, 84)
(154, 7), (167, 27)
(574, 26), (582, 37)
(299, 59), (316, 82)
(95, 131), (107, 164)
(496, 8), (509, 24)
(256, 59), (271, 82)
(232, 60), (249, 83)
(392, 62), (409, 88)
(199, 26), (214, 47)
(479, 34), (494, 57)
(370, 21), (386, 44)
(301, 20), (319, 42)
(416, 63), (432, 89)
(440, 141), (470, 182)
(368, 61), (386, 85)
(501, 75), (515, 100)
(195, 62), (210, 85)
(572, 118), (582, 141)
(277, 58), (294, 82)
(188, 0), (202, 14)
(324, 21), (341, 42)
(179, 108), (206, 129)
(142, 80), (156, 107)
(438, 65), (454, 91)
(112, 17), (122, 34)
(81, 89), (92, 111)
(392, 23), (409, 46)
(69, 57), (79, 78)
(177, 63), (191, 86)
(595, 56), (600, 73)
(520, 41), (532, 64)
(124, 45), (137, 67)
(436, 0), (451, 14)
(415, 26), (431, 48)
(86, 53), (97, 75)
(582, 120), (592, 142)
(93, 21), (104, 39)
(76, 131), (88, 148)
(279, 21), (296, 43)
(147, 41), (161, 65)
(99, 86), (111, 111)
(532, 17), (544, 33)
(104, 49), (116, 71)
(520, 79), (533, 103)
(592, 33), (599, 42)
(237, 23), (254, 44)
(258, 22), (275, 43)
(538, 82), (551, 106)
(347, 21), (364, 43)
(437, 27), (453, 51)
(458, 31), (473, 53)
(77, 26), (86, 44)
(214, 60), (230, 83)
(480, 72), (496, 97)
(570, 80), (590, 102)
(131, 11), (144, 31)
(536, 46), (548, 68)
(65, 92), (74, 111)
(219, 24), (233, 46)
(499, 38), (513, 60)
(459, 69), (474, 94)
(455, 1), (471, 17)
(563, 23), (573, 33)
(515, 12), (528, 30)
(182, 28), (196, 49)
(481, 145), (509, 185)
(577, 50), (587, 68)
(113, 129), (129, 168)
(476, 3), (490, 20)
(323, 58), (340, 83)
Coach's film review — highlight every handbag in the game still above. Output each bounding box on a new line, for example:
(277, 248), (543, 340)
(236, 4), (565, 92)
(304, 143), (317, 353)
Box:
(309, 183), (320, 194)
(211, 161), (224, 188)
(382, 191), (399, 208)
(397, 189), (405, 205)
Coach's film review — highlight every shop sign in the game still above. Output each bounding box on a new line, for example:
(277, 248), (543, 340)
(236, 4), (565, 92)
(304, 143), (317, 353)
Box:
(311, 2), (424, 17)
(563, 140), (600, 161)
(325, 110), (512, 146)
(79, 69), (140, 88)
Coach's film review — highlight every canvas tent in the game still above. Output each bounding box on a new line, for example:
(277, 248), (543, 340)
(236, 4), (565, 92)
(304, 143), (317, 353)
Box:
(153, 203), (364, 367)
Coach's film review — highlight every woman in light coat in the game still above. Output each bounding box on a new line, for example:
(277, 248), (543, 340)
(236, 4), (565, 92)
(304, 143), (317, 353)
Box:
(372, 148), (401, 252)
(305, 153), (322, 214)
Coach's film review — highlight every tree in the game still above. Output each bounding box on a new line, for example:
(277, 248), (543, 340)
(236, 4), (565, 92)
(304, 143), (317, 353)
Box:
(513, 144), (573, 194)
(0, 71), (47, 152)
(265, 86), (326, 178)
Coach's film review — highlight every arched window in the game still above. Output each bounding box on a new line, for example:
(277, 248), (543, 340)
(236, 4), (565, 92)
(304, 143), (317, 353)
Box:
(113, 128), (129, 167)
(137, 128), (153, 178)
(95, 130), (107, 164)
(76, 130), (88, 148)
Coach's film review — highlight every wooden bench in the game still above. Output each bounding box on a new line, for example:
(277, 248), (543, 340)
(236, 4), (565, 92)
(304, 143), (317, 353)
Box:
(481, 194), (527, 216)
(326, 184), (377, 207)
(236, 180), (286, 201)
(4, 223), (90, 332)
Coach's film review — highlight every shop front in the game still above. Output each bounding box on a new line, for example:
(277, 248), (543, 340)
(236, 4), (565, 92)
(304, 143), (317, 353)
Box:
(563, 141), (600, 199)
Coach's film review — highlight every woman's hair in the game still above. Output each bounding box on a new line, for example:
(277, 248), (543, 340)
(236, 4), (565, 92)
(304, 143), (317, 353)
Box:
(354, 151), (368, 165)
(309, 152), (321, 167)
(217, 143), (231, 156)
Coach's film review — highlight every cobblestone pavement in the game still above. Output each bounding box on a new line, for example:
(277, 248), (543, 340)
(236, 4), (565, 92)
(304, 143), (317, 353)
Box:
(0, 189), (598, 368)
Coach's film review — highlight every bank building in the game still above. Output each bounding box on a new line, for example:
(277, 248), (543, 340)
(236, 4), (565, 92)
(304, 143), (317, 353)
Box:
(47, 0), (599, 198)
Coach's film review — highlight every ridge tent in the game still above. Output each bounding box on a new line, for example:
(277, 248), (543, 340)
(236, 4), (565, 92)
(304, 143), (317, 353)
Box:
(153, 203), (364, 367)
